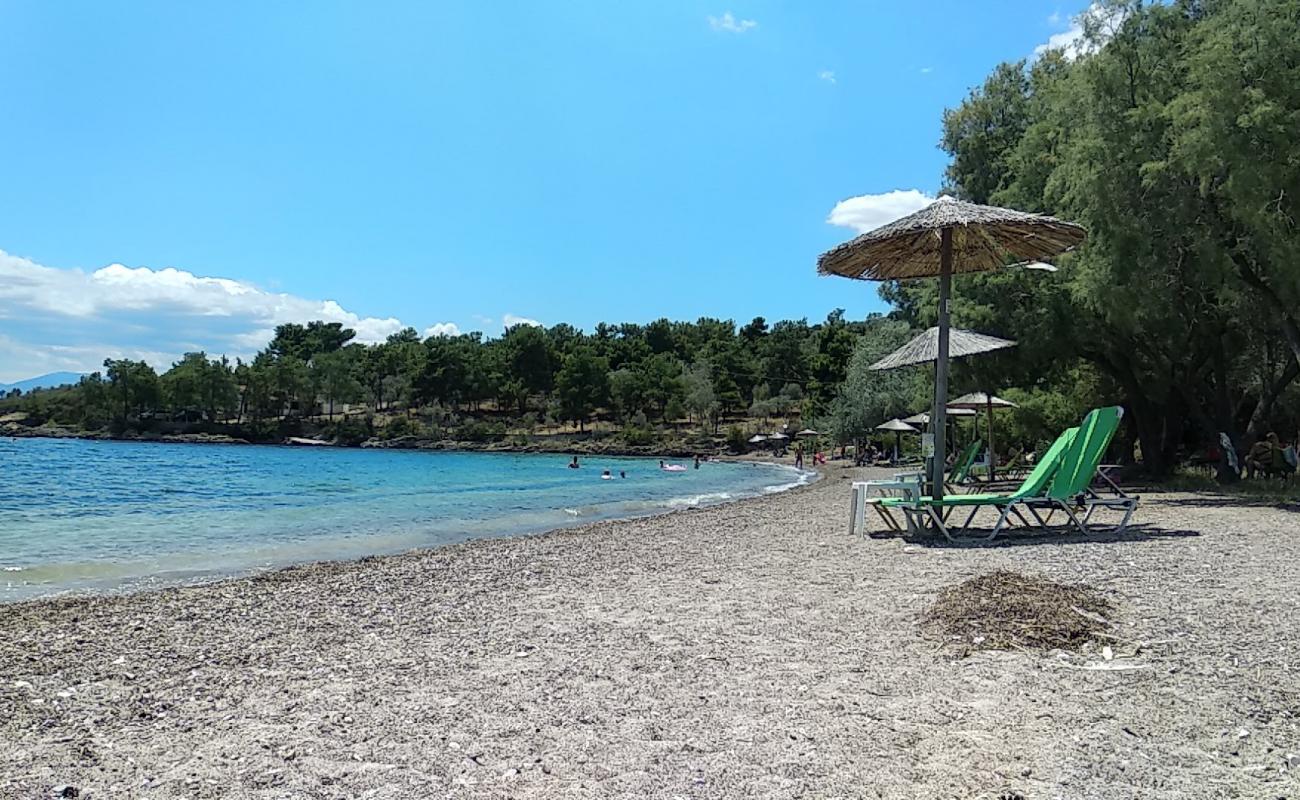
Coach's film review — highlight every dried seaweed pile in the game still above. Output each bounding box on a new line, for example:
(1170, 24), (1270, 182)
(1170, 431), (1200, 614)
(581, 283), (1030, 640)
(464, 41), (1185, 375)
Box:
(924, 570), (1116, 654)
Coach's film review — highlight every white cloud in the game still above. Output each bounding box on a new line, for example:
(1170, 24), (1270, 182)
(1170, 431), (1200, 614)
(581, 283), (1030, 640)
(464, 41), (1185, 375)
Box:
(1034, 3), (1129, 60)
(818, 70), (836, 84)
(0, 248), (435, 382)
(919, 66), (934, 74)
(0, 333), (179, 385)
(826, 189), (934, 234)
(1047, 10), (1063, 26)
(502, 313), (542, 329)
(707, 12), (757, 33)
(423, 322), (461, 338)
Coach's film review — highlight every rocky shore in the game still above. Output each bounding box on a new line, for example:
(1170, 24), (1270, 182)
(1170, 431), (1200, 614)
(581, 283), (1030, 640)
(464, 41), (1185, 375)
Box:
(0, 420), (727, 458)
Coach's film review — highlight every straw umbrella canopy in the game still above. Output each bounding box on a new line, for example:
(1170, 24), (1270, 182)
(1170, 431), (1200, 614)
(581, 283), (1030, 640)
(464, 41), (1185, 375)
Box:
(902, 409), (977, 425)
(818, 195), (1085, 499)
(747, 434), (769, 444)
(875, 418), (918, 462)
(869, 327), (1016, 371)
(948, 392), (1018, 481)
(796, 429), (820, 437)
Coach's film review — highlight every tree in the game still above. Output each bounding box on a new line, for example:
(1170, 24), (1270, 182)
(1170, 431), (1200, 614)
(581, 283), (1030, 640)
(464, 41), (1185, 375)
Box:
(682, 361), (720, 432)
(609, 368), (649, 422)
(554, 348), (609, 431)
(311, 349), (362, 420)
(824, 320), (919, 448)
(266, 321), (356, 362)
(501, 324), (553, 412)
(103, 359), (160, 423)
(162, 352), (239, 421)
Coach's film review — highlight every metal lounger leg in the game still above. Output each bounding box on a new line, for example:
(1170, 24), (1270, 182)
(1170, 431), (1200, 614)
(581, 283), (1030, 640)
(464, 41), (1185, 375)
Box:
(960, 506), (979, 532)
(925, 506), (956, 542)
(872, 502), (901, 533)
(1058, 502), (1090, 535)
(986, 504), (1015, 540)
(1116, 499), (1136, 532)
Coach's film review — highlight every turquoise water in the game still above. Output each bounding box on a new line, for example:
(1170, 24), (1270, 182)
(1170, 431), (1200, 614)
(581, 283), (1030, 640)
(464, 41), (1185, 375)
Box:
(0, 437), (806, 601)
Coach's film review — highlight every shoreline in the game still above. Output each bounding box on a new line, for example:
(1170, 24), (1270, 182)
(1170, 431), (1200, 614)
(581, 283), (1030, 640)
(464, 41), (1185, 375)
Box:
(2, 466), (1297, 797)
(1, 422), (771, 459)
(2, 446), (818, 605)
(4, 462), (823, 612)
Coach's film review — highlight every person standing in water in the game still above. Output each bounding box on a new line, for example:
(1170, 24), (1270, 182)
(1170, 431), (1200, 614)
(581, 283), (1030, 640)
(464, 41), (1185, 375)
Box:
(693, 455), (700, 469)
(569, 456), (580, 469)
(794, 443), (804, 470)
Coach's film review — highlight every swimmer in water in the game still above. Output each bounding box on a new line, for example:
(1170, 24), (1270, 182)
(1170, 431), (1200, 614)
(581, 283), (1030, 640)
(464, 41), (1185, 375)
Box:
(619, 470), (626, 479)
(569, 456), (580, 469)
(693, 455), (700, 469)
(601, 469), (613, 480)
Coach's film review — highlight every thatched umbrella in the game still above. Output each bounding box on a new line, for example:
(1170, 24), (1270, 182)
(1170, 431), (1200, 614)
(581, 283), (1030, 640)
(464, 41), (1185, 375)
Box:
(818, 195), (1084, 499)
(948, 392), (1018, 481)
(869, 327), (1016, 371)
(875, 418), (918, 462)
(902, 409), (978, 425)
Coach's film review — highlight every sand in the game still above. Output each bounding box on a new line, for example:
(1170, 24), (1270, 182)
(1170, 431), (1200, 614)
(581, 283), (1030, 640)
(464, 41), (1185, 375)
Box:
(2, 463), (1298, 798)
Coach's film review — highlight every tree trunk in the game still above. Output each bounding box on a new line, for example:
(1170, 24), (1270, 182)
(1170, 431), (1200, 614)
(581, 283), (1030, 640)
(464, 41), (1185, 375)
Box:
(1244, 358), (1300, 446)
(1228, 247), (1300, 368)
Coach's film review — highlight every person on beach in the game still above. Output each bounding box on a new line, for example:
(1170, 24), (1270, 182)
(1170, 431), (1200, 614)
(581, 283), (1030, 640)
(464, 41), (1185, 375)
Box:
(569, 456), (580, 469)
(794, 444), (804, 470)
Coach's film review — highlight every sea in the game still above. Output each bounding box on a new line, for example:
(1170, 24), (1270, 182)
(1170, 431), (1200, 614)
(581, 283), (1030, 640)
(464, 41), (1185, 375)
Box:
(0, 437), (809, 602)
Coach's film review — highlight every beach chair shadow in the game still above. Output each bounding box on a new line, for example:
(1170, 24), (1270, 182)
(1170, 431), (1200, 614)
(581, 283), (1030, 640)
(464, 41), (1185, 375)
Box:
(895, 521), (1200, 548)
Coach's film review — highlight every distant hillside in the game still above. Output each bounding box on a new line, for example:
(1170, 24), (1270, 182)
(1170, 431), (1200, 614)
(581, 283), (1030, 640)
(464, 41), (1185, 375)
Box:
(0, 372), (86, 393)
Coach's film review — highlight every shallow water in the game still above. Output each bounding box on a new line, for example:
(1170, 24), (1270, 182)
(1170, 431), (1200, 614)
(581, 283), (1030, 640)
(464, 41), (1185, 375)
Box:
(0, 437), (806, 601)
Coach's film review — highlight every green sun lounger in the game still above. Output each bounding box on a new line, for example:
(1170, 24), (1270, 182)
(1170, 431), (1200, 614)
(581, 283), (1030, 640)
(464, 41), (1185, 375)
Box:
(945, 439), (983, 490)
(884, 406), (1135, 541)
(879, 424), (1079, 539)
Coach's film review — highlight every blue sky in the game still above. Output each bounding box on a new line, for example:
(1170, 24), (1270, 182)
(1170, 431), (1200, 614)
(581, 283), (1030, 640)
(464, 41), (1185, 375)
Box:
(0, 1), (1092, 381)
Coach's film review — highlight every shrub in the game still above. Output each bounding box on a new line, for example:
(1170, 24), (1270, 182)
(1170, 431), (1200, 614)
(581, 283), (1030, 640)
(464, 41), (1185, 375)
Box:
(725, 425), (749, 454)
(382, 415), (422, 440)
(457, 420), (507, 442)
(622, 426), (657, 446)
(327, 417), (372, 446)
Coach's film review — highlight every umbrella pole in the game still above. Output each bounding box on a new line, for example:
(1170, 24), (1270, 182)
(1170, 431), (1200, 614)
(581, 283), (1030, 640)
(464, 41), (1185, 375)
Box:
(987, 395), (996, 482)
(930, 228), (953, 501)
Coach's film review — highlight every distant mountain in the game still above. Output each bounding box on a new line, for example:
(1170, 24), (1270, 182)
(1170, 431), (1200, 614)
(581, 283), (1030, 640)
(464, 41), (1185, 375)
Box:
(0, 372), (86, 393)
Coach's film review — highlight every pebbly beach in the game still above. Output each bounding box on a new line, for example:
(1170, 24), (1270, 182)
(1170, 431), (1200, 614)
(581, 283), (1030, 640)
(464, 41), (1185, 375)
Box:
(2, 462), (1297, 798)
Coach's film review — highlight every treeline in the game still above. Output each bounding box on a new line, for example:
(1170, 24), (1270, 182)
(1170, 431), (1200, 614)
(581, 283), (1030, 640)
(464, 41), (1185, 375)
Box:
(2, 314), (865, 444)
(881, 0), (1300, 473)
